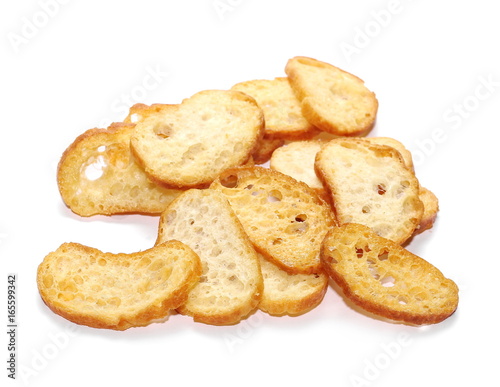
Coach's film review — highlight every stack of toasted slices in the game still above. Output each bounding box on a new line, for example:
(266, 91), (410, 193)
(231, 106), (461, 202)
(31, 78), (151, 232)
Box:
(40, 55), (457, 330)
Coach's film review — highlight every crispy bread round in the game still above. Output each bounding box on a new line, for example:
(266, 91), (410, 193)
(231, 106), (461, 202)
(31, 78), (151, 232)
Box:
(321, 223), (459, 325)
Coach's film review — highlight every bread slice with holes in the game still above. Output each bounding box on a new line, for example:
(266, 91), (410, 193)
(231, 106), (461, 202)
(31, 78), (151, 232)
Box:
(37, 240), (202, 330)
(285, 56), (378, 136)
(315, 138), (423, 244)
(156, 189), (263, 325)
(210, 166), (336, 274)
(321, 223), (458, 325)
(231, 77), (315, 139)
(130, 90), (264, 188)
(57, 122), (183, 216)
(258, 253), (328, 316)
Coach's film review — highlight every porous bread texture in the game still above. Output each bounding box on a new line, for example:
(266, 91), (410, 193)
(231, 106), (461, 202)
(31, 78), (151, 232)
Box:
(156, 189), (263, 325)
(130, 89), (265, 188)
(231, 77), (315, 139)
(285, 56), (378, 136)
(57, 122), (183, 216)
(210, 166), (336, 275)
(258, 253), (328, 316)
(321, 223), (459, 325)
(37, 241), (202, 330)
(315, 138), (423, 245)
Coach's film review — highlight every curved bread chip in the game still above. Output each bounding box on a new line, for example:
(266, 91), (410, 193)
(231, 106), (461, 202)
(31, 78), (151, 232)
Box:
(57, 122), (183, 216)
(130, 90), (264, 188)
(258, 253), (328, 316)
(37, 241), (202, 330)
(321, 223), (459, 325)
(285, 56), (378, 136)
(156, 189), (263, 325)
(315, 138), (423, 244)
(210, 166), (336, 274)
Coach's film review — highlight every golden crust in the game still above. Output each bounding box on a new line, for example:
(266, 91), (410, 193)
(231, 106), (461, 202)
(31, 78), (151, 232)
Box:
(37, 241), (202, 330)
(210, 166), (336, 275)
(321, 223), (458, 325)
(285, 56), (378, 137)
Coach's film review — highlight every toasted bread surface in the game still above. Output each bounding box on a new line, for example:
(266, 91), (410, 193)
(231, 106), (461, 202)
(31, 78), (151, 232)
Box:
(210, 166), (336, 274)
(321, 223), (458, 325)
(156, 189), (263, 325)
(231, 77), (315, 139)
(315, 138), (423, 244)
(258, 253), (328, 316)
(285, 56), (378, 136)
(37, 241), (202, 330)
(57, 122), (183, 216)
(130, 90), (264, 188)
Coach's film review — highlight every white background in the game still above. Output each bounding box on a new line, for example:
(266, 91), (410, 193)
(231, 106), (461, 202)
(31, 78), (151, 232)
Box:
(1, 1), (499, 386)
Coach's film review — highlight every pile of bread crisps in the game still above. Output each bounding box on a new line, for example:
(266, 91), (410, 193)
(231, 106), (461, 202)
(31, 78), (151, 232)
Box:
(36, 56), (459, 330)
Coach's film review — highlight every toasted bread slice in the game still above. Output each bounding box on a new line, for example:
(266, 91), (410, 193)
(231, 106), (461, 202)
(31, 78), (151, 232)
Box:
(57, 122), (183, 216)
(210, 166), (336, 274)
(285, 56), (378, 136)
(130, 90), (264, 188)
(315, 138), (423, 244)
(37, 241), (202, 330)
(321, 223), (458, 325)
(231, 77), (315, 139)
(156, 189), (263, 325)
(258, 253), (328, 316)
(366, 137), (414, 172)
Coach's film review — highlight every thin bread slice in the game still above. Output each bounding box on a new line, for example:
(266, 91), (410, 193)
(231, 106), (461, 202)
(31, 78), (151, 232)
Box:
(210, 166), (336, 274)
(231, 77), (315, 139)
(258, 253), (328, 316)
(156, 189), (263, 325)
(321, 223), (459, 325)
(285, 56), (378, 136)
(315, 138), (423, 244)
(37, 241), (202, 330)
(130, 89), (265, 188)
(57, 122), (183, 216)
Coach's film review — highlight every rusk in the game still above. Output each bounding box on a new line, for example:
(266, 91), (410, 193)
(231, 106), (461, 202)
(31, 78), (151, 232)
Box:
(37, 241), (202, 330)
(315, 138), (423, 244)
(57, 122), (183, 216)
(321, 223), (459, 325)
(210, 166), (336, 274)
(156, 189), (263, 325)
(130, 89), (264, 188)
(285, 56), (378, 136)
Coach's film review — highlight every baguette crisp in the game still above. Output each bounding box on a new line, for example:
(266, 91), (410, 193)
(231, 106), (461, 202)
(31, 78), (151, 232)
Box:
(321, 223), (459, 325)
(57, 122), (183, 216)
(285, 56), (378, 136)
(156, 189), (263, 325)
(210, 166), (336, 274)
(315, 138), (423, 244)
(37, 241), (202, 330)
(130, 90), (264, 188)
